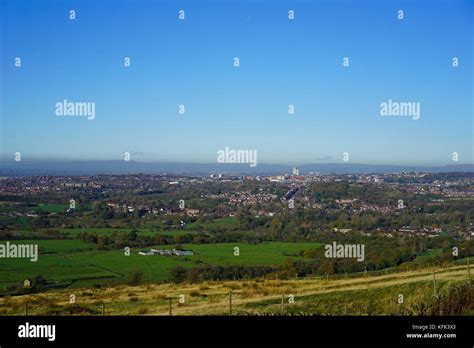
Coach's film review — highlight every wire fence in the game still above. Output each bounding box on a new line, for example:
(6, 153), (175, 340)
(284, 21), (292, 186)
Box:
(0, 264), (470, 316)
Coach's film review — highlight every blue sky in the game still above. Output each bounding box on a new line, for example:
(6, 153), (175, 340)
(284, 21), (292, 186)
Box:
(1, 0), (472, 165)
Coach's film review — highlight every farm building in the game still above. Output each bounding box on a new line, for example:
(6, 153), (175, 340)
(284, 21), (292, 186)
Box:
(139, 248), (194, 256)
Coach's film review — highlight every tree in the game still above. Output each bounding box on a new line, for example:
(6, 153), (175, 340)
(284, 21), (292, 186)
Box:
(31, 275), (47, 292)
(170, 266), (188, 283)
(128, 269), (143, 285)
(283, 257), (296, 270)
(320, 260), (335, 277)
(129, 229), (138, 241)
(154, 235), (166, 245)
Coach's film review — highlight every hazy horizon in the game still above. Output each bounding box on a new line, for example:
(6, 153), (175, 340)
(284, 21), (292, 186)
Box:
(1, 158), (473, 177)
(1, 157), (474, 166)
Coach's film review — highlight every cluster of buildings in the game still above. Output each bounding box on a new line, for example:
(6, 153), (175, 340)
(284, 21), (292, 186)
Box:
(397, 226), (442, 237)
(138, 248), (194, 256)
(105, 202), (200, 217)
(202, 190), (278, 206)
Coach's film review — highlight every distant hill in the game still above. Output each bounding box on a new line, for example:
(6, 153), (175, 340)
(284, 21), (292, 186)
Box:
(0, 160), (472, 176)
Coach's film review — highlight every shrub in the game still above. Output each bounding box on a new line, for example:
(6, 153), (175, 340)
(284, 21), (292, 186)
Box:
(190, 291), (201, 297)
(127, 269), (144, 286)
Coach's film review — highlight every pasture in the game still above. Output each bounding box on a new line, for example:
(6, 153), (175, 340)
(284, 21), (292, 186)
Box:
(0, 239), (322, 288)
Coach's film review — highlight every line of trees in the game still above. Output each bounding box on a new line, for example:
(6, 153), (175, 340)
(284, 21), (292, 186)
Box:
(170, 265), (278, 283)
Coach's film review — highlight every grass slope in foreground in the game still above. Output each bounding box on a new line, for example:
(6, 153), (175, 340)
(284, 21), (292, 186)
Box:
(0, 265), (471, 316)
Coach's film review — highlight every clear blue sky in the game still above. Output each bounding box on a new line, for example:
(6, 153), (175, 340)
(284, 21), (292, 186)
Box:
(1, 0), (472, 165)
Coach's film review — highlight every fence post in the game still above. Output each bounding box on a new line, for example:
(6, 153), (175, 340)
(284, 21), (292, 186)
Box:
(229, 291), (232, 316)
(281, 294), (284, 314)
(432, 271), (437, 295)
(169, 298), (172, 316)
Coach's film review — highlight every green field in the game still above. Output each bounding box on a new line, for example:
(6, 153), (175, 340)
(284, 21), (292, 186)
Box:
(0, 203), (69, 213)
(0, 216), (29, 228)
(0, 239), (322, 289)
(186, 217), (237, 229)
(60, 217), (238, 237)
(33, 204), (69, 213)
(62, 227), (196, 237)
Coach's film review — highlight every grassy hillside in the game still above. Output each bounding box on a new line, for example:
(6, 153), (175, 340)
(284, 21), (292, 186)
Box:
(0, 265), (471, 316)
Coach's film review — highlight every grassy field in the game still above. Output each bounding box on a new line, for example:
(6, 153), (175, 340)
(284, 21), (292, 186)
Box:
(0, 216), (29, 228)
(0, 264), (470, 316)
(62, 227), (197, 237)
(0, 240), (322, 288)
(0, 203), (70, 213)
(32, 204), (69, 213)
(186, 217), (237, 229)
(59, 217), (238, 237)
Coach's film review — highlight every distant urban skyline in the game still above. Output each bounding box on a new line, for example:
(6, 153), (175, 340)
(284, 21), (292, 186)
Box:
(1, 0), (472, 166)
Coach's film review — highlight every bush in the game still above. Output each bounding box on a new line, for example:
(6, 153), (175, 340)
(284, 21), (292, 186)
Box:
(170, 266), (187, 283)
(127, 269), (144, 286)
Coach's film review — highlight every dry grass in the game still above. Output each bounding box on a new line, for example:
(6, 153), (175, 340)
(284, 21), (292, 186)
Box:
(0, 265), (469, 316)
